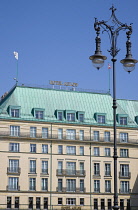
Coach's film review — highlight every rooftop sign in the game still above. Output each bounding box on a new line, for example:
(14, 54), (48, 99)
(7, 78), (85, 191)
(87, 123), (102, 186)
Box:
(49, 80), (78, 87)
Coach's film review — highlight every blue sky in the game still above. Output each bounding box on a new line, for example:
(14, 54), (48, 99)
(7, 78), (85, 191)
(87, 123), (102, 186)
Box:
(0, 0), (138, 100)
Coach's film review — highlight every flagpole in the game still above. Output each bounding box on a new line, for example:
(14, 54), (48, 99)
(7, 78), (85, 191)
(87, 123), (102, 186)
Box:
(16, 59), (18, 84)
(13, 51), (19, 85)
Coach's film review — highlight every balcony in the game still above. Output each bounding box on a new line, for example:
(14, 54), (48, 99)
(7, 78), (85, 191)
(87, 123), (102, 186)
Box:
(119, 189), (131, 194)
(93, 171), (101, 178)
(7, 167), (21, 175)
(6, 185), (20, 191)
(119, 172), (131, 179)
(1, 130), (138, 145)
(94, 188), (100, 193)
(56, 187), (86, 193)
(56, 169), (86, 177)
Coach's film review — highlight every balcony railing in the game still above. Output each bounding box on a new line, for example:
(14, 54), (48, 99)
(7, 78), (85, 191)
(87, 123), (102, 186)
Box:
(56, 187), (86, 193)
(6, 185), (20, 191)
(7, 167), (21, 174)
(56, 169), (86, 176)
(119, 172), (131, 179)
(1, 131), (138, 144)
(94, 188), (100, 193)
(119, 189), (131, 194)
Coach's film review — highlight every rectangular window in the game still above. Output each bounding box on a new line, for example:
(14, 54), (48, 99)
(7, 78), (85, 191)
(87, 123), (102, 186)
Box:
(120, 164), (129, 177)
(30, 127), (36, 138)
(120, 149), (128, 157)
(58, 198), (62, 205)
(58, 179), (62, 192)
(9, 143), (19, 152)
(67, 113), (75, 122)
(120, 181), (129, 193)
(11, 109), (19, 118)
(98, 115), (105, 123)
(10, 126), (20, 137)
(94, 180), (100, 192)
(80, 198), (84, 206)
(104, 131), (110, 142)
(79, 114), (84, 122)
(94, 147), (99, 156)
(58, 129), (63, 139)
(66, 162), (76, 175)
(35, 110), (44, 119)
(127, 199), (130, 210)
(105, 180), (111, 193)
(79, 130), (84, 140)
(66, 129), (76, 140)
(66, 198), (76, 205)
(9, 159), (19, 173)
(8, 177), (19, 190)
(80, 162), (84, 175)
(105, 148), (110, 156)
(30, 144), (36, 153)
(105, 164), (111, 176)
(29, 178), (36, 190)
(94, 199), (98, 210)
(94, 131), (99, 141)
(58, 161), (63, 174)
(36, 197), (41, 210)
(42, 161), (48, 174)
(120, 133), (128, 143)
(44, 197), (48, 210)
(41, 178), (48, 191)
(66, 179), (76, 192)
(80, 146), (84, 155)
(108, 199), (112, 210)
(58, 145), (63, 154)
(30, 160), (36, 173)
(66, 146), (76, 155)
(120, 199), (124, 210)
(28, 197), (33, 210)
(120, 117), (127, 125)
(42, 144), (48, 153)
(80, 179), (84, 192)
(94, 163), (100, 176)
(15, 197), (19, 209)
(42, 127), (48, 138)
(101, 199), (105, 210)
(58, 112), (63, 121)
(7, 197), (12, 209)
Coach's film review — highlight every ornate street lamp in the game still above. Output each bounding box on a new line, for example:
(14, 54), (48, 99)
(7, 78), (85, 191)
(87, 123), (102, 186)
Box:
(89, 6), (137, 210)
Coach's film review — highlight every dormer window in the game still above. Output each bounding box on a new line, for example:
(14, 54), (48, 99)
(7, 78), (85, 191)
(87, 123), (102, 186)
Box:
(58, 112), (63, 121)
(33, 108), (45, 119)
(11, 109), (19, 118)
(117, 114), (128, 125)
(120, 117), (127, 125)
(95, 113), (106, 124)
(98, 115), (105, 124)
(77, 111), (85, 122)
(67, 113), (75, 122)
(35, 110), (44, 119)
(9, 106), (21, 118)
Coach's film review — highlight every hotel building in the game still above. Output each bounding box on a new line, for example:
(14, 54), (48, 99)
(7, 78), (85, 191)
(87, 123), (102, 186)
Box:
(0, 84), (138, 209)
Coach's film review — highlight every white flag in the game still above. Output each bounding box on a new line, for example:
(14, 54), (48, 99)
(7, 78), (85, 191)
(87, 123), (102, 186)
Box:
(13, 51), (18, 60)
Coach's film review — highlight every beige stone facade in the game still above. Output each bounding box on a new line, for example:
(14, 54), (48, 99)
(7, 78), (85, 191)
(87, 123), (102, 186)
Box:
(0, 119), (138, 209)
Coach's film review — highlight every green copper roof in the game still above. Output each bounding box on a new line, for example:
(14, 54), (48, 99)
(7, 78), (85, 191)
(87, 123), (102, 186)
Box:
(0, 84), (138, 127)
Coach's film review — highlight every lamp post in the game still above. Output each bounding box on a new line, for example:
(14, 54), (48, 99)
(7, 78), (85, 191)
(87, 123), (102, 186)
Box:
(89, 6), (137, 210)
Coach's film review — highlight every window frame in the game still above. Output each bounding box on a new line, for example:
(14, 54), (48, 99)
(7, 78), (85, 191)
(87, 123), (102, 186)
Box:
(66, 110), (76, 122)
(9, 106), (21, 118)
